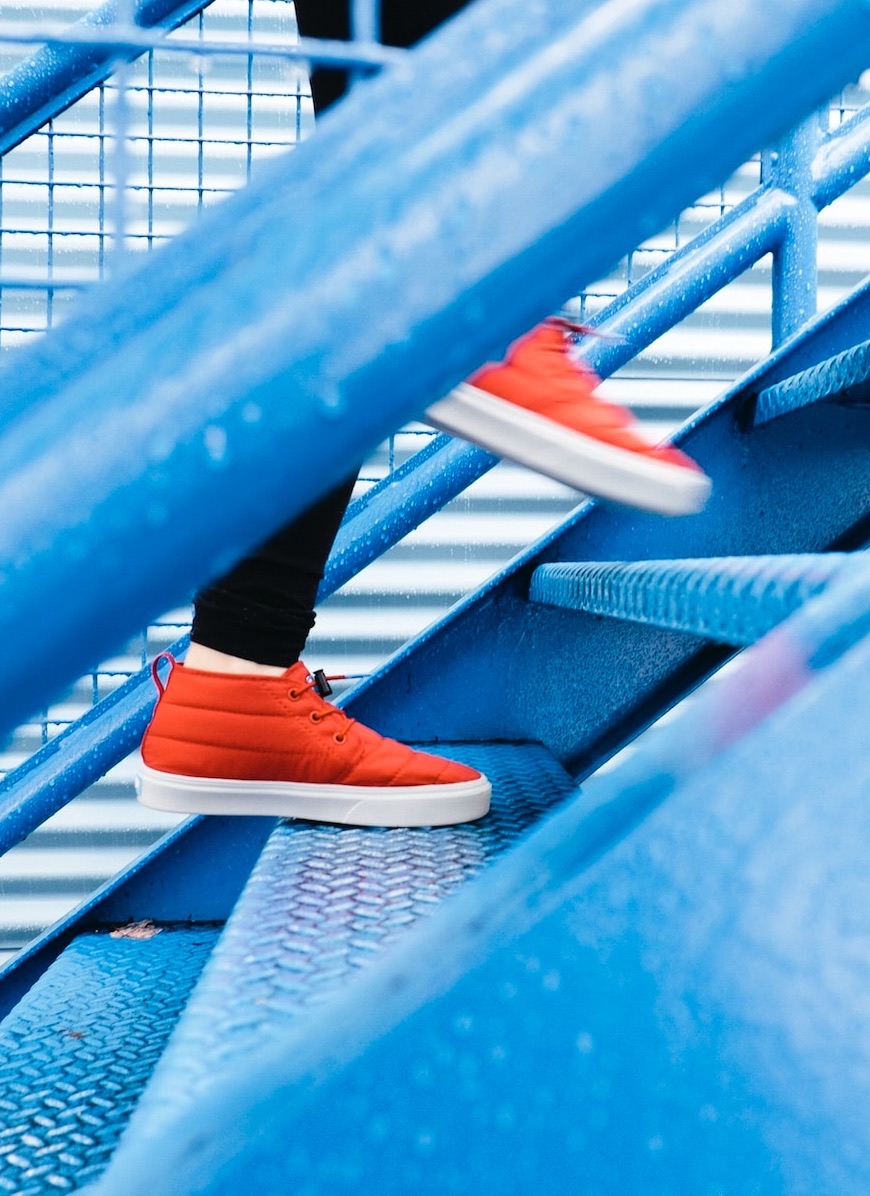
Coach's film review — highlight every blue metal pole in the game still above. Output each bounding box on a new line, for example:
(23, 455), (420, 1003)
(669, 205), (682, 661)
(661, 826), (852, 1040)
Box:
(0, 0), (217, 156)
(0, 0), (868, 736)
(577, 185), (792, 378)
(766, 115), (821, 344)
(812, 102), (870, 210)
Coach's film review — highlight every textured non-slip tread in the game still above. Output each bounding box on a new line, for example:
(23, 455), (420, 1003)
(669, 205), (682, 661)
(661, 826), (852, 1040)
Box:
(753, 336), (870, 425)
(529, 552), (854, 645)
(111, 743), (578, 1135)
(0, 926), (219, 1194)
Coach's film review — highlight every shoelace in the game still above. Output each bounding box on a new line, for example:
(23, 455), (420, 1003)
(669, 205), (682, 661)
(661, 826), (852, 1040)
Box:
(150, 652), (362, 744)
(288, 674), (357, 744)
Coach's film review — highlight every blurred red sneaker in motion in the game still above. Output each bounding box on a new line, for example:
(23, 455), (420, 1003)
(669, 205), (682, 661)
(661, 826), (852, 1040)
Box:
(427, 321), (711, 516)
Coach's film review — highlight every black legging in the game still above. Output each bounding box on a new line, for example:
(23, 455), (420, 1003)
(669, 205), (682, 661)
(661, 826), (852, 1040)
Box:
(191, 0), (470, 666)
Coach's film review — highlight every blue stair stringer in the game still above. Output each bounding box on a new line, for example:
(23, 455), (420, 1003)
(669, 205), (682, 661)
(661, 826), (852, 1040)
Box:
(88, 550), (870, 1194)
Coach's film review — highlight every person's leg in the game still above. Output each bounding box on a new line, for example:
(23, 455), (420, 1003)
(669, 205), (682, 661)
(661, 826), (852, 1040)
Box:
(139, 0), (490, 828)
(292, 4), (709, 516)
(182, 0), (480, 677)
(293, 0), (472, 115)
(141, 467), (489, 827)
(188, 473), (357, 672)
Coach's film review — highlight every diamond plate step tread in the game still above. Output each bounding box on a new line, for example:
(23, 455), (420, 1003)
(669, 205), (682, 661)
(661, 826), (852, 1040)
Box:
(753, 336), (870, 425)
(529, 552), (854, 645)
(117, 743), (577, 1137)
(0, 925), (220, 1195)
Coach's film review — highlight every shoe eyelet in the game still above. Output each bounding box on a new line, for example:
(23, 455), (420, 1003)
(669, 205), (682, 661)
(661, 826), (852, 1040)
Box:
(288, 688), (301, 700)
(333, 732), (346, 744)
(310, 711), (322, 723)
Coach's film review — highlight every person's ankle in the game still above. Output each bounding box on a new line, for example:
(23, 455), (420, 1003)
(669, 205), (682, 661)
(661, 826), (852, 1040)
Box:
(185, 643), (290, 677)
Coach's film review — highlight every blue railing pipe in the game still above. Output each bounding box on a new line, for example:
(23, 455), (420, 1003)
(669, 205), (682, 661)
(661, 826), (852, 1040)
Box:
(0, 0), (216, 156)
(766, 116), (820, 343)
(577, 185), (792, 378)
(581, 100), (870, 377)
(812, 102), (870, 209)
(0, 0), (868, 738)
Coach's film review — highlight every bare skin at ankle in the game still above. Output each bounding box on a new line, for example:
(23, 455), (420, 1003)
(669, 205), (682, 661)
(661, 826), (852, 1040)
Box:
(184, 643), (289, 677)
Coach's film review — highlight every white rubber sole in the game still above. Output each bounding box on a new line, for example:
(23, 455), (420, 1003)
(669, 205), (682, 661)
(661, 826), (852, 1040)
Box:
(426, 382), (711, 516)
(138, 763), (492, 827)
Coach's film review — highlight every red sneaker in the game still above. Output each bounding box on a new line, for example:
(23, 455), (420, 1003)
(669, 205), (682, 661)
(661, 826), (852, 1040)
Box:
(426, 322), (711, 516)
(138, 657), (490, 827)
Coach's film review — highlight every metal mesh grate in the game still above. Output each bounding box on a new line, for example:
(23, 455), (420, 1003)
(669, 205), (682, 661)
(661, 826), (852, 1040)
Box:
(0, 1), (307, 351)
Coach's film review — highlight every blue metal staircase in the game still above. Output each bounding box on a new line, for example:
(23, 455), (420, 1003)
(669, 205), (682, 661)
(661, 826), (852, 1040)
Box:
(1, 0), (870, 1192)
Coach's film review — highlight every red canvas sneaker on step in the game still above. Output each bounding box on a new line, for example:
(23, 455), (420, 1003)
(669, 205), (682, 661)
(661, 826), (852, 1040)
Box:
(426, 322), (711, 516)
(138, 656), (491, 827)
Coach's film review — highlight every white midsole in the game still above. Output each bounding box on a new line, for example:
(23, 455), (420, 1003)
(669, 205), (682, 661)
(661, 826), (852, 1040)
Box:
(426, 382), (711, 516)
(138, 763), (492, 827)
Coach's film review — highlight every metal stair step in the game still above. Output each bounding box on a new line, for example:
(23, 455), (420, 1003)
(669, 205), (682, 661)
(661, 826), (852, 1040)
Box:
(0, 924), (220, 1194)
(528, 553), (855, 645)
(753, 336), (870, 425)
(97, 743), (578, 1149)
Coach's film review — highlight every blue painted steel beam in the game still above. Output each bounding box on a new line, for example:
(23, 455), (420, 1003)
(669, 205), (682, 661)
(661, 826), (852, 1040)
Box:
(0, 0), (216, 157)
(530, 553), (855, 645)
(754, 335), (870, 424)
(766, 116), (820, 344)
(812, 102), (870, 210)
(89, 554), (870, 1195)
(0, 0), (868, 739)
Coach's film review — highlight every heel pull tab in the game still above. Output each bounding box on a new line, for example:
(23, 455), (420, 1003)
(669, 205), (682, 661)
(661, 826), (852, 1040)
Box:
(150, 651), (177, 697)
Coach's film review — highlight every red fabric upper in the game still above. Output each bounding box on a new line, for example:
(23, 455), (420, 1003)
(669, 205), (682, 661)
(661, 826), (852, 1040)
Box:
(470, 323), (700, 471)
(142, 660), (480, 787)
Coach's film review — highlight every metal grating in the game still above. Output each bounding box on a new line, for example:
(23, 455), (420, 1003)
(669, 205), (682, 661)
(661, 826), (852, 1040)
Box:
(0, 923), (220, 1193)
(105, 743), (578, 1135)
